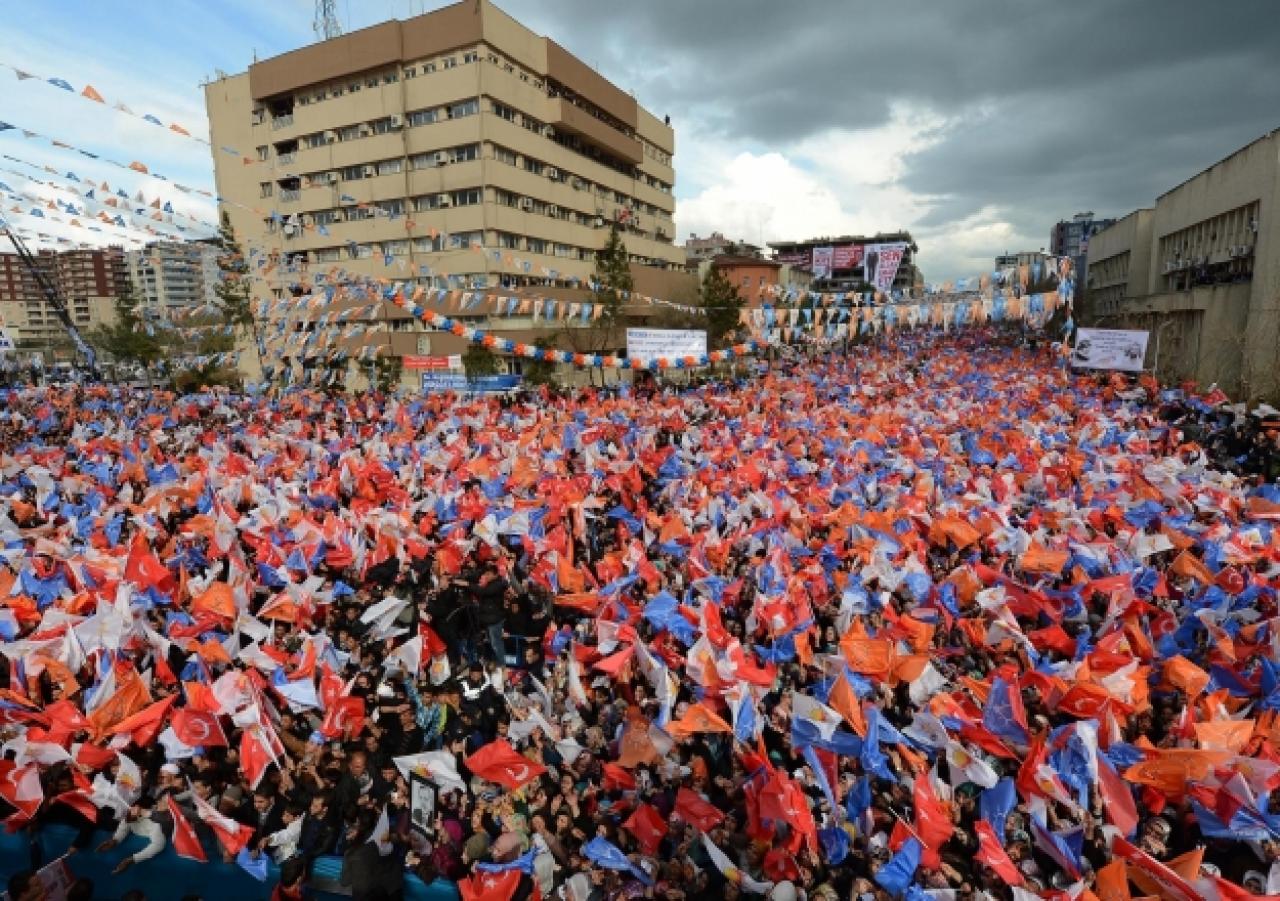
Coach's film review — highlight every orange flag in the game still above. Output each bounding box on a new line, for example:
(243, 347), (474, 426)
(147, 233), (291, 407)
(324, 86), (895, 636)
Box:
(840, 635), (895, 676)
(1094, 859), (1131, 901)
(1019, 543), (1069, 575)
(1170, 551), (1215, 586)
(827, 673), (866, 737)
(1194, 719), (1255, 753)
(87, 667), (151, 739)
(666, 702), (732, 738)
(1163, 656), (1209, 698)
(192, 582), (235, 620)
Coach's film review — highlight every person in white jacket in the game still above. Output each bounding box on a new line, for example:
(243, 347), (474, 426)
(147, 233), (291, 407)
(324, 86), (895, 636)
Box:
(96, 797), (166, 875)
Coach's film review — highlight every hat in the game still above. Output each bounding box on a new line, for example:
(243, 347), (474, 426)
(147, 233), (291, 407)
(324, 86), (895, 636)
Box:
(160, 763), (181, 776)
(770, 881), (798, 901)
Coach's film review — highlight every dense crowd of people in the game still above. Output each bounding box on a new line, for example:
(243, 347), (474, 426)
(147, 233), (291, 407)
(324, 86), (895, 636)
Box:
(0, 328), (1278, 901)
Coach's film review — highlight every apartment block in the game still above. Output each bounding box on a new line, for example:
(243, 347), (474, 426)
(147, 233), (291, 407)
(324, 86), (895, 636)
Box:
(1084, 128), (1278, 400)
(203, 0), (682, 382)
(0, 247), (126, 354)
(127, 240), (221, 320)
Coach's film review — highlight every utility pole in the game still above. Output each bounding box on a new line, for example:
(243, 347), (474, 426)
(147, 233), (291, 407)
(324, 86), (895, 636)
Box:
(314, 0), (342, 40)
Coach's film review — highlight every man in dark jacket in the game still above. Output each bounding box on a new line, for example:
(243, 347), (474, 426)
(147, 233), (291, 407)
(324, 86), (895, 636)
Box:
(470, 570), (509, 666)
(298, 793), (337, 862)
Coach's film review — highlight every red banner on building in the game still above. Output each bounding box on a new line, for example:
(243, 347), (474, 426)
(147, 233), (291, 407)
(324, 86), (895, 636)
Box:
(832, 245), (865, 269)
(402, 355), (452, 370)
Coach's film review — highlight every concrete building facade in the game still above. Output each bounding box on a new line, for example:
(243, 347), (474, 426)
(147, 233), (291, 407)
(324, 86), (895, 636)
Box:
(0, 247), (126, 354)
(126, 240), (222, 320)
(683, 232), (762, 265)
(1050, 211), (1116, 276)
(994, 250), (1048, 271)
(1083, 129), (1278, 400)
(203, 0), (682, 383)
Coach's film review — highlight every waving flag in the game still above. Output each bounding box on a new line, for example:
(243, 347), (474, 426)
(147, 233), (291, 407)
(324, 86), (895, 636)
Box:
(465, 739), (546, 790)
(983, 676), (1029, 745)
(623, 803), (667, 855)
(975, 820), (1023, 885)
(171, 707), (228, 747)
(675, 787), (725, 831)
(874, 837), (921, 897)
(582, 836), (653, 885)
(458, 871), (520, 901)
(166, 795), (207, 862)
(701, 834), (774, 894)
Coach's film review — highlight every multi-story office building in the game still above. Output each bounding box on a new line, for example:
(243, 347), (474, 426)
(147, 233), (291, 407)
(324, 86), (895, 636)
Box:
(994, 250), (1047, 270)
(204, 0), (683, 382)
(1084, 128), (1277, 400)
(1051, 212), (1116, 283)
(767, 232), (918, 296)
(127, 240), (222, 320)
(0, 247), (126, 353)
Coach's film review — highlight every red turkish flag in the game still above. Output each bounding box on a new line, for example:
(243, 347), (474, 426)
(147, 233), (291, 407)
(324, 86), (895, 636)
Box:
(124, 532), (173, 592)
(240, 722), (284, 790)
(0, 760), (43, 819)
(623, 803), (667, 855)
(319, 695), (365, 740)
(51, 789), (98, 823)
(192, 793), (254, 855)
(458, 870), (520, 901)
(602, 763), (636, 792)
(172, 707), (228, 747)
(674, 787), (725, 832)
(974, 820), (1023, 885)
(167, 795), (207, 862)
(464, 739), (546, 790)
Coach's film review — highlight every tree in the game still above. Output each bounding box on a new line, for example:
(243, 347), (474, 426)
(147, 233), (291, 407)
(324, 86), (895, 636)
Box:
(462, 344), (500, 378)
(212, 213), (263, 375)
(520, 358), (558, 386)
(699, 265), (745, 350)
(165, 313), (241, 392)
(372, 353), (403, 392)
(91, 284), (163, 375)
(557, 222), (635, 384)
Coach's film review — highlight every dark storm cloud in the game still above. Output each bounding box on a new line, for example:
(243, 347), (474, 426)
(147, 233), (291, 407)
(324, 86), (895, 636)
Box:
(499, 0), (1280, 234)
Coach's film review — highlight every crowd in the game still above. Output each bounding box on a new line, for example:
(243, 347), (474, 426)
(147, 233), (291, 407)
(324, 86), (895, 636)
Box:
(0, 328), (1278, 901)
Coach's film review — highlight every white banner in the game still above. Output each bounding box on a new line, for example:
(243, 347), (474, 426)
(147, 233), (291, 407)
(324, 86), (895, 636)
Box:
(626, 328), (707, 362)
(1071, 328), (1149, 372)
(811, 246), (834, 279)
(864, 243), (908, 292)
(0, 328), (15, 352)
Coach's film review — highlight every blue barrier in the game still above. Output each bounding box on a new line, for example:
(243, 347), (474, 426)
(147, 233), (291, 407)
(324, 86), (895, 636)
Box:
(0, 825), (460, 901)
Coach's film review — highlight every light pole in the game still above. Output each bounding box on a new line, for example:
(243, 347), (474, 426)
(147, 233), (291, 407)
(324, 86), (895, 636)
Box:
(1151, 318), (1177, 379)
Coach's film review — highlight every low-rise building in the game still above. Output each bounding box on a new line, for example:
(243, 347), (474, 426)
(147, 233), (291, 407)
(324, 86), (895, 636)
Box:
(767, 232), (918, 296)
(1083, 128), (1277, 400)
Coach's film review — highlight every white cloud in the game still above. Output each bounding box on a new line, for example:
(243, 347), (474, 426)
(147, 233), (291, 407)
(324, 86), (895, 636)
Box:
(674, 103), (1046, 280)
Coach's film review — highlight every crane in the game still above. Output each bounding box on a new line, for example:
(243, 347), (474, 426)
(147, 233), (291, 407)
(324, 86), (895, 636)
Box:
(314, 0), (342, 40)
(1, 225), (100, 377)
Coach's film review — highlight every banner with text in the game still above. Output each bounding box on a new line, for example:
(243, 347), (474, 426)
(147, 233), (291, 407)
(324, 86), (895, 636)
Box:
(1071, 328), (1149, 372)
(832, 245), (865, 269)
(626, 328), (708, 363)
(811, 247), (834, 278)
(864, 243), (908, 292)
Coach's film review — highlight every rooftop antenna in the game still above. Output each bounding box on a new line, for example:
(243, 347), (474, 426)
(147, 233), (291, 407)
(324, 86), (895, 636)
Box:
(314, 0), (343, 40)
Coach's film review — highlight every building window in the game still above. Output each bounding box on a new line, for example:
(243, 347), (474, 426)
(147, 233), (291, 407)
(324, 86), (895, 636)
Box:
(495, 232), (520, 249)
(384, 240), (409, 257)
(441, 57), (457, 69)
(304, 133), (327, 149)
(259, 182), (273, 198)
(451, 188), (482, 206)
(377, 159), (403, 176)
(450, 230), (482, 248)
(423, 62), (436, 73)
(493, 145), (516, 165)
(491, 101), (517, 123)
(338, 165), (366, 181)
(348, 244), (372, 259)
(314, 210), (339, 225)
(346, 207), (374, 222)
(408, 108), (437, 127)
(404, 67), (418, 79)
(337, 125), (360, 141)
(314, 248), (341, 262)
(449, 144), (479, 163)
(371, 117), (397, 135)
(377, 199), (405, 217)
(526, 237), (547, 255)
(447, 99), (479, 119)
(410, 152), (439, 170)
(256, 145), (269, 161)
(382, 71), (398, 84)
(413, 236), (443, 253)
(463, 51), (478, 64)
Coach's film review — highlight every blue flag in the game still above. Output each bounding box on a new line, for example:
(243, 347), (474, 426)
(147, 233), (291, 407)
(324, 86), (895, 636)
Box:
(874, 837), (921, 897)
(583, 837), (652, 885)
(819, 826), (850, 865)
(476, 848), (537, 874)
(979, 778), (1016, 845)
(235, 848), (269, 881)
(982, 677), (1029, 745)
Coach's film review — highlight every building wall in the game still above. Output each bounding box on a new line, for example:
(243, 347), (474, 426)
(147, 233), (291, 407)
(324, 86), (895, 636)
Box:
(127, 241), (221, 320)
(1081, 129), (1280, 400)
(0, 248), (125, 353)
(204, 0), (683, 384)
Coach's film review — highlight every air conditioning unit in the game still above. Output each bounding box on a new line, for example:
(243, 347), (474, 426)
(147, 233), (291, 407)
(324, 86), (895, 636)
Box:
(326, 172), (339, 184)
(571, 178), (585, 190)
(1239, 243), (1254, 256)
(548, 204), (560, 216)
(282, 222), (297, 236)
(594, 216), (604, 228)
(543, 126), (555, 138)
(324, 130), (337, 143)
(519, 197), (533, 211)
(546, 167), (559, 179)
(362, 165), (375, 177)
(434, 152), (448, 165)
(437, 194), (452, 207)
(359, 125), (371, 137)
(389, 115), (403, 128)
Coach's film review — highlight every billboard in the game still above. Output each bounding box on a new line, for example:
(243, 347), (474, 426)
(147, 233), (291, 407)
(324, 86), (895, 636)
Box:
(774, 250), (811, 267)
(863, 243), (908, 292)
(1071, 328), (1149, 372)
(626, 328), (708, 362)
(811, 246), (835, 278)
(832, 245), (865, 269)
(402, 355), (458, 370)
(421, 373), (523, 393)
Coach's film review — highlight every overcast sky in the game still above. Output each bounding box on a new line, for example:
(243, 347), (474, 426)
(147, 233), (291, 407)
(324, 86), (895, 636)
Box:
(2, 0), (1278, 279)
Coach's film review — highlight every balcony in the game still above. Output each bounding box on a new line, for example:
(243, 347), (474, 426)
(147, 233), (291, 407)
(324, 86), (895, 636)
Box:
(280, 189), (302, 203)
(271, 114), (295, 130)
(547, 99), (642, 165)
(277, 152), (298, 166)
